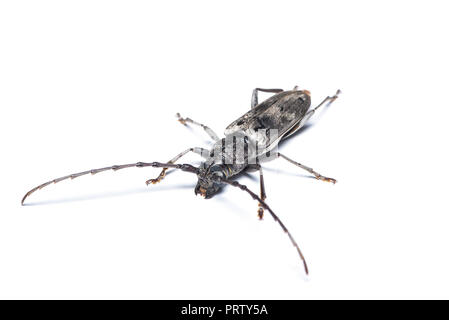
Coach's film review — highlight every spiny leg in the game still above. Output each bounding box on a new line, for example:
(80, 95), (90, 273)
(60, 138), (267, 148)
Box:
(176, 113), (220, 142)
(146, 147), (207, 185)
(21, 162), (199, 205)
(277, 153), (337, 184)
(221, 178), (308, 275)
(251, 88), (283, 108)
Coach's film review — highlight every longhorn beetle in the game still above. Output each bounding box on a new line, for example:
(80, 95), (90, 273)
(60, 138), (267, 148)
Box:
(22, 86), (341, 275)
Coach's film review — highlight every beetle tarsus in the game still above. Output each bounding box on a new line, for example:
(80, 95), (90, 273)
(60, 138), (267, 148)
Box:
(330, 89), (341, 102)
(146, 168), (167, 185)
(176, 113), (187, 125)
(257, 205), (264, 220)
(315, 174), (337, 184)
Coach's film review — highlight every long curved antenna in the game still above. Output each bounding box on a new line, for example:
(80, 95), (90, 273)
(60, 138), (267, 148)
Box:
(22, 162), (199, 205)
(220, 178), (309, 275)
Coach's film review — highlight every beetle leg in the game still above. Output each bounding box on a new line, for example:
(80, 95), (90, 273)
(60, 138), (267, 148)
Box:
(311, 89), (341, 112)
(246, 164), (267, 219)
(146, 147), (207, 185)
(251, 88), (284, 108)
(175, 113), (220, 142)
(256, 164), (267, 219)
(276, 153), (337, 184)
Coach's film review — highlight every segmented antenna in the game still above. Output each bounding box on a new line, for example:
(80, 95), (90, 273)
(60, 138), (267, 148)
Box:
(21, 162), (199, 205)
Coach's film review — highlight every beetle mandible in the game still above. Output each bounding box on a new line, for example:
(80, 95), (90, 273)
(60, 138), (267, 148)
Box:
(22, 86), (341, 275)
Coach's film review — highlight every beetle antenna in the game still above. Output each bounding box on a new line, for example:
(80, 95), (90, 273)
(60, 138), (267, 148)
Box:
(220, 178), (309, 275)
(21, 162), (199, 205)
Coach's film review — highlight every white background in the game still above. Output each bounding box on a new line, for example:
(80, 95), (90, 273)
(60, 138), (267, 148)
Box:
(1, 1), (448, 299)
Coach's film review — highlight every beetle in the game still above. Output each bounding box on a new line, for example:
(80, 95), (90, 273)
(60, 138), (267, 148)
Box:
(21, 86), (341, 275)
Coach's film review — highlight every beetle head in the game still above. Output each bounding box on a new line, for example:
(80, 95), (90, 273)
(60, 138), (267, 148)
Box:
(195, 163), (224, 199)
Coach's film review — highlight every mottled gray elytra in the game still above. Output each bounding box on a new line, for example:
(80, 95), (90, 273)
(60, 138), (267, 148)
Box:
(22, 86), (341, 275)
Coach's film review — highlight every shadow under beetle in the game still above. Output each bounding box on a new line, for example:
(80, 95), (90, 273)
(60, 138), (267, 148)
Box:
(22, 86), (341, 275)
